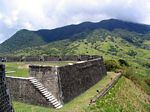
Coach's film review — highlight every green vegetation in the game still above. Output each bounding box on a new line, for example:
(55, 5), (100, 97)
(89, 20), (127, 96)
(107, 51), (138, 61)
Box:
(4, 29), (149, 62)
(122, 67), (150, 95)
(0, 19), (150, 55)
(13, 73), (117, 112)
(5, 62), (28, 77)
(86, 58), (150, 112)
(0, 29), (46, 54)
(87, 76), (150, 112)
(0, 19), (149, 111)
(104, 59), (120, 71)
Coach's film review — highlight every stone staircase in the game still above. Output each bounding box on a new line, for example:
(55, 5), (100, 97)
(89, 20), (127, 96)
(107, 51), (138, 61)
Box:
(29, 77), (63, 109)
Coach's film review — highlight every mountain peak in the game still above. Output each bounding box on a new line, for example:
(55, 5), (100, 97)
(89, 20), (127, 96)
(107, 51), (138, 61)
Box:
(0, 18), (150, 53)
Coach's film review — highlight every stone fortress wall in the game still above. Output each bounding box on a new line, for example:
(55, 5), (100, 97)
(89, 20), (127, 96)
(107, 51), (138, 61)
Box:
(2, 55), (107, 109)
(0, 55), (100, 62)
(0, 64), (14, 112)
(57, 58), (106, 103)
(6, 76), (53, 108)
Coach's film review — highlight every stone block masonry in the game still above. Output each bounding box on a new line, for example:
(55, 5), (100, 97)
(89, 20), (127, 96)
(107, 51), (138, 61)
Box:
(0, 64), (14, 112)
(29, 58), (107, 103)
(5, 57), (106, 109)
(29, 65), (61, 102)
(6, 76), (55, 108)
(0, 55), (102, 62)
(58, 58), (107, 102)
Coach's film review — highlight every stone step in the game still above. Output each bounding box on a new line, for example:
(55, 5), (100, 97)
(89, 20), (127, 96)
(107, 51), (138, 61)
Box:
(34, 83), (43, 87)
(30, 80), (38, 83)
(44, 94), (51, 98)
(42, 91), (50, 94)
(43, 92), (51, 95)
(53, 101), (60, 105)
(43, 92), (51, 96)
(50, 99), (57, 103)
(35, 85), (44, 88)
(46, 96), (55, 100)
(48, 97), (55, 101)
(29, 77), (63, 109)
(32, 81), (42, 85)
(44, 94), (53, 98)
(47, 96), (55, 100)
(33, 83), (43, 86)
(56, 105), (63, 109)
(54, 103), (62, 108)
(35, 86), (44, 90)
(39, 88), (47, 91)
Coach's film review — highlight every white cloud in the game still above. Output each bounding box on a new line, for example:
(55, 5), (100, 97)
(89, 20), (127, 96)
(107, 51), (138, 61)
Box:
(0, 0), (150, 43)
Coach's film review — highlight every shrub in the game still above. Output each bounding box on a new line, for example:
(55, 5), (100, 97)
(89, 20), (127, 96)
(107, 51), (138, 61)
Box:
(127, 50), (137, 56)
(145, 79), (150, 87)
(142, 62), (150, 68)
(104, 60), (120, 71)
(118, 59), (129, 66)
(122, 67), (134, 79)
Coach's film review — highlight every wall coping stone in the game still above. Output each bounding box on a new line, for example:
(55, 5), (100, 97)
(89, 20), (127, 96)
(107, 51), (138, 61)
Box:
(6, 76), (31, 80)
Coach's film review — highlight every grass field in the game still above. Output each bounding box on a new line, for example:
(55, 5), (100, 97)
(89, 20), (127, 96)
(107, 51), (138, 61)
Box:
(13, 72), (117, 112)
(0, 61), (75, 77)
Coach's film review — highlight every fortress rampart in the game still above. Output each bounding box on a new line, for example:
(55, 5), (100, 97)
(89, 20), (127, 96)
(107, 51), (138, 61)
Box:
(2, 56), (107, 109)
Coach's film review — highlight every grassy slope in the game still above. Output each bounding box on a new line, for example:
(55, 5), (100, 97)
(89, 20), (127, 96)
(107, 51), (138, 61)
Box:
(87, 76), (150, 112)
(13, 72), (116, 112)
(0, 30), (46, 54)
(10, 29), (150, 63)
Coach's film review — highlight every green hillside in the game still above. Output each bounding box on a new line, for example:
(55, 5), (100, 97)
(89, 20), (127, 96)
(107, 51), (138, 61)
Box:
(0, 19), (150, 54)
(8, 28), (149, 112)
(87, 76), (150, 112)
(0, 29), (46, 53)
(7, 29), (150, 62)
(0, 19), (150, 112)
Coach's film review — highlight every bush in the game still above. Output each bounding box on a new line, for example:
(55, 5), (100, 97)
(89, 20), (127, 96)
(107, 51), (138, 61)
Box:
(118, 59), (129, 66)
(123, 67), (150, 95)
(122, 67), (134, 78)
(142, 62), (150, 68)
(127, 50), (137, 56)
(104, 60), (120, 71)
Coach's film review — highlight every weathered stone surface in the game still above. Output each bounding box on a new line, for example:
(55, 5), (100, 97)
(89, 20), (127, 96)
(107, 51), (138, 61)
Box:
(0, 55), (102, 62)
(58, 58), (106, 102)
(29, 58), (106, 103)
(5, 56), (106, 108)
(6, 76), (53, 108)
(29, 65), (61, 101)
(0, 64), (14, 112)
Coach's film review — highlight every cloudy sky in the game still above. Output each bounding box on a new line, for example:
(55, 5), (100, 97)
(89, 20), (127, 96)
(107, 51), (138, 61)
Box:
(0, 0), (150, 43)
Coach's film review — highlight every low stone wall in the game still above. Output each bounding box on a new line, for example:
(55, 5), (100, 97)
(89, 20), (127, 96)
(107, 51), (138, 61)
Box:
(0, 65), (14, 112)
(58, 58), (107, 102)
(25, 56), (41, 62)
(7, 57), (22, 62)
(0, 55), (102, 62)
(6, 76), (52, 108)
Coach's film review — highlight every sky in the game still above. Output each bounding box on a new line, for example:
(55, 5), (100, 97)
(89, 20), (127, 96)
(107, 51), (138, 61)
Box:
(0, 0), (150, 43)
